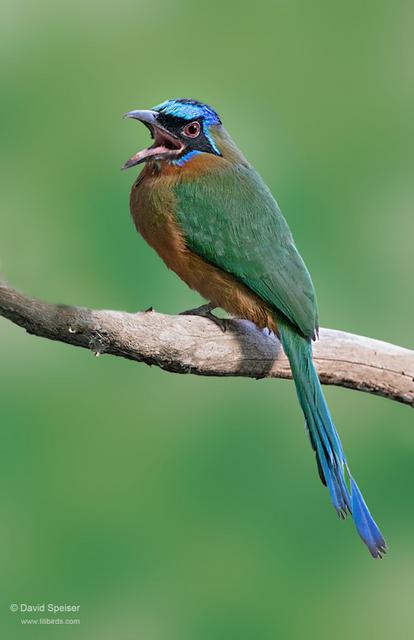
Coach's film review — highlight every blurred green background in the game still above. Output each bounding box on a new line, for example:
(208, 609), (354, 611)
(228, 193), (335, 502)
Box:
(1, 0), (413, 638)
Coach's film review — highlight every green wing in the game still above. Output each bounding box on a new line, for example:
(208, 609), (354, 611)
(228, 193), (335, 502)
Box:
(174, 162), (318, 338)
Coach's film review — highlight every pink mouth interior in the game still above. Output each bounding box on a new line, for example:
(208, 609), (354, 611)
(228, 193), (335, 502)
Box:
(124, 126), (184, 168)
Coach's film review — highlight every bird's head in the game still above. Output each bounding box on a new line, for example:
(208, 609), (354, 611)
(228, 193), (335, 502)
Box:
(122, 98), (224, 170)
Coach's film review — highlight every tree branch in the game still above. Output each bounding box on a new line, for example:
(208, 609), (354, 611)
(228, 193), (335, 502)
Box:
(1, 281), (413, 407)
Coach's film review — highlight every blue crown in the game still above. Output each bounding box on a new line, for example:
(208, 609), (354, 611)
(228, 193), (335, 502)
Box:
(152, 99), (221, 126)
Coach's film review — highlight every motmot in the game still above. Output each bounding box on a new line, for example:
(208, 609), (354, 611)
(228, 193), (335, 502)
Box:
(123, 98), (386, 558)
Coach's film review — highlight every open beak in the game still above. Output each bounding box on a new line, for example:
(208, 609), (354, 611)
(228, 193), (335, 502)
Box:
(122, 109), (185, 170)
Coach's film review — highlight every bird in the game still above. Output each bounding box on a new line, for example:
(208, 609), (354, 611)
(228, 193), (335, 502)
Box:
(123, 98), (387, 558)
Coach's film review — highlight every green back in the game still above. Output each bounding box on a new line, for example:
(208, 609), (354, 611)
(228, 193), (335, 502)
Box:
(174, 161), (318, 339)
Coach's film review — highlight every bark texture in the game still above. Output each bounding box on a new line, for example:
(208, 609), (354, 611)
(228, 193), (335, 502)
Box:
(1, 281), (413, 407)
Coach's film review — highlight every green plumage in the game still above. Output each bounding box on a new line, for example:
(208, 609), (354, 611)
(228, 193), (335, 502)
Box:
(126, 98), (386, 557)
(172, 156), (385, 557)
(174, 162), (318, 339)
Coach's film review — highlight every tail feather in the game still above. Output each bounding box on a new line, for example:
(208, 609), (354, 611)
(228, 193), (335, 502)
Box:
(350, 475), (387, 558)
(278, 321), (387, 558)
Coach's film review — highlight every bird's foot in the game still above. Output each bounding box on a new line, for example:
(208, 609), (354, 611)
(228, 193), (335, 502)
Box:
(179, 302), (228, 332)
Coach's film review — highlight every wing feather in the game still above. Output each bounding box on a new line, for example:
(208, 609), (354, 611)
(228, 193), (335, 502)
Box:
(174, 163), (318, 338)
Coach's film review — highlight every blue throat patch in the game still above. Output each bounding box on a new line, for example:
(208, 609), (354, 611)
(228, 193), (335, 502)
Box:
(172, 149), (201, 166)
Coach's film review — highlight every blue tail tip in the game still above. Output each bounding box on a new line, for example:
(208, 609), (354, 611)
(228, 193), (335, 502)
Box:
(350, 476), (387, 559)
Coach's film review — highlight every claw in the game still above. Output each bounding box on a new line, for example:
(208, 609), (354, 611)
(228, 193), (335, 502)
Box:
(179, 302), (228, 332)
(205, 313), (228, 332)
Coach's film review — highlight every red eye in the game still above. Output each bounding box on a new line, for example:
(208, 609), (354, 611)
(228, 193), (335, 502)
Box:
(183, 121), (201, 138)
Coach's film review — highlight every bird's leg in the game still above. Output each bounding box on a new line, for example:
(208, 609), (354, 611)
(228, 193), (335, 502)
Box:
(180, 302), (215, 315)
(179, 302), (228, 332)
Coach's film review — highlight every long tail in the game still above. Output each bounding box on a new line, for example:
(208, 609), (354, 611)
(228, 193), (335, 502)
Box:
(278, 320), (387, 558)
